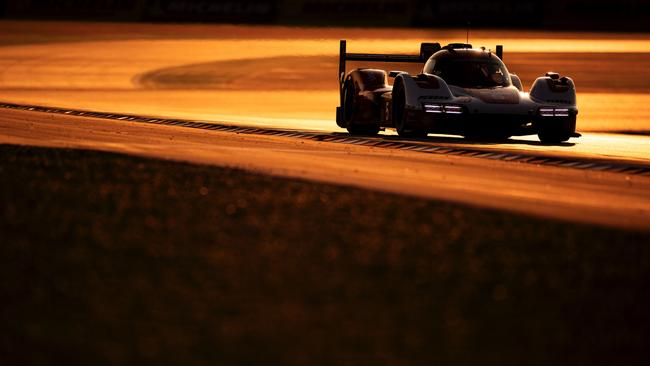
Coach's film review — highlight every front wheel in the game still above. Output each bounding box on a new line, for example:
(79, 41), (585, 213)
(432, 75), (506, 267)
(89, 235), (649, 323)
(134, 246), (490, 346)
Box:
(538, 131), (571, 144)
(392, 84), (427, 138)
(537, 117), (575, 144)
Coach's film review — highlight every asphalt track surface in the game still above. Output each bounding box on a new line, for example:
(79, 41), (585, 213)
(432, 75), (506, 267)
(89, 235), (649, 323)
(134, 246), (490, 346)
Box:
(1, 21), (649, 230)
(2, 107), (649, 231)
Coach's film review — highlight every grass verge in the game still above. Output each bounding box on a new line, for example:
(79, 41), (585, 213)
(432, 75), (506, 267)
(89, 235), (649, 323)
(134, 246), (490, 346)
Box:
(1, 144), (649, 365)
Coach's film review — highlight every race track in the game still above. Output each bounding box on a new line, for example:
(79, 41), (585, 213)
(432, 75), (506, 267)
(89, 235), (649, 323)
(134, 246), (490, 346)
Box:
(1, 21), (649, 229)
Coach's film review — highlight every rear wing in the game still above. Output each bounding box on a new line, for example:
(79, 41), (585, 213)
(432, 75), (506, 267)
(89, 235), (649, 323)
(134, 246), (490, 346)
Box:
(338, 40), (441, 87)
(338, 40), (504, 87)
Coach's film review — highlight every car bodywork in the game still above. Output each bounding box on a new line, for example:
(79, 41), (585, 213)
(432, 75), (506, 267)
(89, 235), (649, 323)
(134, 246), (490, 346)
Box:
(335, 40), (579, 143)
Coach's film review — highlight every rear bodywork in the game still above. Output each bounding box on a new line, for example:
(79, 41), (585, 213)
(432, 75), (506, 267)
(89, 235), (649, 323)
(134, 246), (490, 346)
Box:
(336, 40), (579, 142)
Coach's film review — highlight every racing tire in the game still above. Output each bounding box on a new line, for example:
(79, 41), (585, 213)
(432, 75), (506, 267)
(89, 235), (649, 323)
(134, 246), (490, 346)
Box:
(538, 131), (571, 144)
(343, 81), (380, 136)
(537, 117), (574, 144)
(392, 83), (427, 138)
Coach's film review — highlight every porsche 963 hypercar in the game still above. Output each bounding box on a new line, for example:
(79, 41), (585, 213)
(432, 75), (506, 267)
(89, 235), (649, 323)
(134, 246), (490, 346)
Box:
(335, 41), (579, 143)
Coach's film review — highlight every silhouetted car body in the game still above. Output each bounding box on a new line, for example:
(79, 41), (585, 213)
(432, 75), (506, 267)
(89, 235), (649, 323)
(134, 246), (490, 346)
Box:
(336, 41), (579, 143)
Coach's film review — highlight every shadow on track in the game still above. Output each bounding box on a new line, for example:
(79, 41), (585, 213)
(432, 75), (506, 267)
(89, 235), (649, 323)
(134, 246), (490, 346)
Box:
(331, 131), (576, 147)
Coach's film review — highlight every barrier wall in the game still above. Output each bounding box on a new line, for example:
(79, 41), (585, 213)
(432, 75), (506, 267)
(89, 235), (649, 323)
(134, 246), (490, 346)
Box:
(1, 0), (648, 31)
(3, 0), (145, 21)
(141, 0), (277, 23)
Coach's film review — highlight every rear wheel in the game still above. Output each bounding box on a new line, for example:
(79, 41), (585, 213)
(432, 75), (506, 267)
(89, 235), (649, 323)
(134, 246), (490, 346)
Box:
(392, 84), (427, 138)
(343, 81), (380, 136)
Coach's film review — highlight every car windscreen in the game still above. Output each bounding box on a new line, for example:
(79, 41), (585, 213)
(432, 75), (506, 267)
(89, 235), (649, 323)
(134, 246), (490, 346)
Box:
(433, 59), (511, 88)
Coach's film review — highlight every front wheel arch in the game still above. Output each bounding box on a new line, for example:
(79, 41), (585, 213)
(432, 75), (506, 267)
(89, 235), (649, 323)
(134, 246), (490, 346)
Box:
(391, 79), (405, 129)
(392, 79), (427, 138)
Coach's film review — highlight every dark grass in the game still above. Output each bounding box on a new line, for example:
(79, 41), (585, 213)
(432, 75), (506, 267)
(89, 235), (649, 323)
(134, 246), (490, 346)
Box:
(1, 144), (649, 366)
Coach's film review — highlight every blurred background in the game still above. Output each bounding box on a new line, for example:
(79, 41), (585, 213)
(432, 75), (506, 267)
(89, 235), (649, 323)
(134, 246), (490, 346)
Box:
(2, 2), (650, 366)
(1, 0), (649, 31)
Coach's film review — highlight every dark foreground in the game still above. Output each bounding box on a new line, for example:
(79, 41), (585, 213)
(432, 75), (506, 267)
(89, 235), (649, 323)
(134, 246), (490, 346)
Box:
(1, 144), (649, 366)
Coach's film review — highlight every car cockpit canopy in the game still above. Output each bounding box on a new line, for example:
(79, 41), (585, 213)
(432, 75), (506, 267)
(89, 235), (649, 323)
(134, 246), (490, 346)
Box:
(423, 49), (512, 89)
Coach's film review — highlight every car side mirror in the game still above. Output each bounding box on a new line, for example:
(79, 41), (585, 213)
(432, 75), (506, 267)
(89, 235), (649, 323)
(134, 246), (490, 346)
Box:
(510, 74), (523, 91)
(388, 71), (406, 78)
(545, 72), (560, 80)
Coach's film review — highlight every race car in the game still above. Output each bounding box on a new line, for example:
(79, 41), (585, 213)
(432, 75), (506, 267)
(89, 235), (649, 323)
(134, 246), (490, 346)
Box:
(335, 40), (579, 143)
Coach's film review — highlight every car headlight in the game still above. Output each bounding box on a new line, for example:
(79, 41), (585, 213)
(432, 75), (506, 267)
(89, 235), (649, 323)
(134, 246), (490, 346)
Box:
(423, 103), (463, 114)
(539, 107), (570, 117)
(424, 103), (443, 113)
